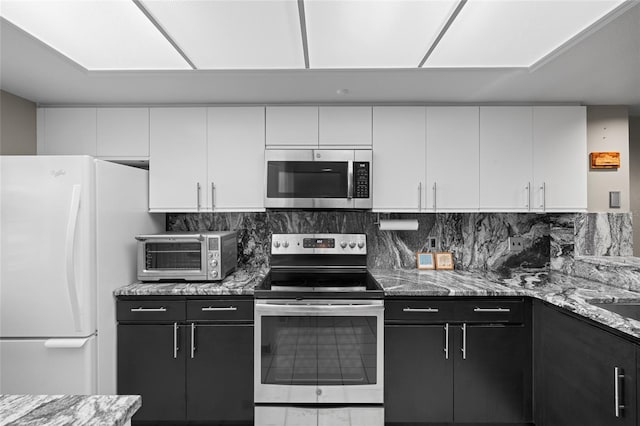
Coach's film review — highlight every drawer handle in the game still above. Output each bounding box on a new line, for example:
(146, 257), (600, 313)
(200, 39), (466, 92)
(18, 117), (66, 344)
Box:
(131, 307), (167, 312)
(615, 366), (625, 417)
(201, 306), (237, 312)
(473, 307), (511, 313)
(403, 307), (439, 313)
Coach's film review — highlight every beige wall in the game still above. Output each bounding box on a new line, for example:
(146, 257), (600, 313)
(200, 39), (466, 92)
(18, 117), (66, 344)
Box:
(0, 90), (37, 155)
(630, 115), (640, 256)
(587, 106), (630, 212)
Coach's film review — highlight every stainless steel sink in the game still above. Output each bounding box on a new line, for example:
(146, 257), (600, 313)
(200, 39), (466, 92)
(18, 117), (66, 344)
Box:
(590, 302), (640, 321)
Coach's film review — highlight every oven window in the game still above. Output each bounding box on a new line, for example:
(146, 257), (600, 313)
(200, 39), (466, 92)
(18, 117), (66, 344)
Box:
(260, 316), (377, 386)
(266, 161), (348, 198)
(145, 242), (201, 270)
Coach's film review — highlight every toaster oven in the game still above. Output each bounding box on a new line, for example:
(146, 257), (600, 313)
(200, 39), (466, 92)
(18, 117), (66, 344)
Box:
(136, 231), (237, 282)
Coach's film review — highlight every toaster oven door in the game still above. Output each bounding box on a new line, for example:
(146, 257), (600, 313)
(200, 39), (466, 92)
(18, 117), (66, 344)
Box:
(137, 236), (206, 281)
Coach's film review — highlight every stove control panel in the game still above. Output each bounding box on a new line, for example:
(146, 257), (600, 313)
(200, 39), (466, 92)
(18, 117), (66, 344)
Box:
(271, 233), (366, 254)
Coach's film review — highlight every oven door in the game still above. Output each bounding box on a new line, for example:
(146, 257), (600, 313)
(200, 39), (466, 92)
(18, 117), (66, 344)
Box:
(254, 299), (384, 404)
(136, 235), (207, 281)
(265, 149), (370, 209)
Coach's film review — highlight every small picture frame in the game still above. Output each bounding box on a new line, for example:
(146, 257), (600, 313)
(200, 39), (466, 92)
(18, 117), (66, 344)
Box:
(435, 252), (454, 270)
(416, 252), (435, 270)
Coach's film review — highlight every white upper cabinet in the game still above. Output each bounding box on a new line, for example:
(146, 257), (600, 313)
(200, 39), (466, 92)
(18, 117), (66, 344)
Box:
(38, 108), (97, 155)
(532, 106), (587, 212)
(319, 107), (372, 146)
(426, 107), (479, 211)
(479, 107), (533, 211)
(96, 108), (149, 158)
(373, 107), (426, 212)
(265, 106), (318, 147)
(149, 107), (208, 212)
(207, 107), (265, 211)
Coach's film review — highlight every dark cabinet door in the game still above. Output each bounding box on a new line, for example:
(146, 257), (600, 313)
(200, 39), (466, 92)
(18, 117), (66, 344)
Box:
(186, 323), (254, 423)
(117, 323), (186, 422)
(537, 305), (636, 426)
(453, 324), (532, 423)
(385, 324), (453, 424)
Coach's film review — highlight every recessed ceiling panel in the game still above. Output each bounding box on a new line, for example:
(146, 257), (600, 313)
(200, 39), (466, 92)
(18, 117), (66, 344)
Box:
(141, 0), (304, 69)
(423, 0), (627, 68)
(305, 0), (460, 68)
(0, 0), (190, 70)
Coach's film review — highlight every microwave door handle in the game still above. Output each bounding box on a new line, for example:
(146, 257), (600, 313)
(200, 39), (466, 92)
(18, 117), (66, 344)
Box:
(347, 161), (354, 199)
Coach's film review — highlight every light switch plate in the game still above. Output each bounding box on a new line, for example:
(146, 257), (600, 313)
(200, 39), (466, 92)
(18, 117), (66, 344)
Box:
(609, 191), (621, 208)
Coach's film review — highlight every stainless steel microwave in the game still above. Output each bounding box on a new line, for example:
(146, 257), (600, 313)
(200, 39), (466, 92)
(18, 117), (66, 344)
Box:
(264, 149), (372, 209)
(136, 231), (237, 282)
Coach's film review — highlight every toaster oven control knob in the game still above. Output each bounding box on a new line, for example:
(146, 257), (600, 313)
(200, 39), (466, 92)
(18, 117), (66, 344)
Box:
(211, 270), (218, 278)
(349, 241), (356, 248)
(340, 241), (347, 249)
(273, 241), (280, 248)
(210, 259), (218, 267)
(283, 241), (289, 248)
(358, 241), (365, 249)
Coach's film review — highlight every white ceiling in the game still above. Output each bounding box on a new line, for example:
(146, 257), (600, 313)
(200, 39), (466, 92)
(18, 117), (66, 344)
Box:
(1, 1), (639, 112)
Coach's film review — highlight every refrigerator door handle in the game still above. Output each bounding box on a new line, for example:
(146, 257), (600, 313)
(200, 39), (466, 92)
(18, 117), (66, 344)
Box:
(44, 338), (91, 349)
(65, 184), (83, 332)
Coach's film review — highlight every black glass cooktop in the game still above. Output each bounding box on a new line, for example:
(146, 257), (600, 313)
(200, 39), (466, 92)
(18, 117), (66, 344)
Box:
(254, 269), (383, 299)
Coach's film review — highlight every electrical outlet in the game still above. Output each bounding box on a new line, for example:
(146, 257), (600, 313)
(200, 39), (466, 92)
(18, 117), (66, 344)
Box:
(508, 237), (524, 253)
(427, 237), (437, 250)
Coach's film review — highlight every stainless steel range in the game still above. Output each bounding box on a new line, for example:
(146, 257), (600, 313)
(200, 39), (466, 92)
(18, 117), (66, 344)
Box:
(254, 233), (384, 426)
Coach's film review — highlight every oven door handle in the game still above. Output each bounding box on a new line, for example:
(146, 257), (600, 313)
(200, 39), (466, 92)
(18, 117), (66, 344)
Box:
(255, 303), (383, 316)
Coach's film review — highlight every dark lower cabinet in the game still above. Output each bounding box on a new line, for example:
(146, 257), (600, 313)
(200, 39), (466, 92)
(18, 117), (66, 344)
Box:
(534, 301), (637, 426)
(453, 325), (531, 423)
(385, 325), (454, 423)
(385, 298), (532, 425)
(117, 298), (254, 425)
(117, 323), (186, 422)
(187, 323), (253, 422)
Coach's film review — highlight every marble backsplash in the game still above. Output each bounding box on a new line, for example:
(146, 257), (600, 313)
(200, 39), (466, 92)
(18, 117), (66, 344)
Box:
(167, 211), (632, 277)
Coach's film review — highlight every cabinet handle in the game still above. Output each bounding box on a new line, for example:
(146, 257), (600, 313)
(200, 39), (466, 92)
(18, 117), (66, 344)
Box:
(461, 323), (467, 360)
(418, 182), (422, 211)
(196, 182), (202, 211)
(201, 306), (238, 312)
(615, 367), (625, 417)
(211, 182), (216, 209)
(347, 161), (354, 200)
(173, 322), (179, 359)
(444, 323), (449, 360)
(130, 307), (167, 312)
(473, 307), (511, 313)
(403, 307), (439, 313)
(525, 182), (530, 210)
(540, 182), (546, 210)
(433, 182), (437, 212)
(191, 323), (196, 359)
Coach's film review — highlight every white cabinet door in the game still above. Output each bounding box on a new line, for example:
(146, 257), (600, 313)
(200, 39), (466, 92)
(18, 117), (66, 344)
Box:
(207, 107), (265, 211)
(479, 107), (533, 211)
(149, 108), (207, 212)
(426, 107), (479, 211)
(38, 108), (97, 155)
(373, 107), (426, 212)
(266, 106), (318, 146)
(532, 106), (587, 212)
(96, 108), (149, 158)
(319, 106), (372, 146)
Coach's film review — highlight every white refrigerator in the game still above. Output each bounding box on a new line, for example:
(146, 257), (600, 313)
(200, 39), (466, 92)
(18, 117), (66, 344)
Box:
(0, 156), (162, 395)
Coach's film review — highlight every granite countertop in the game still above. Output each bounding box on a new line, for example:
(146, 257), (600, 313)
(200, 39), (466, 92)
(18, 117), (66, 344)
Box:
(373, 267), (640, 340)
(114, 266), (267, 297)
(0, 394), (141, 426)
(113, 264), (640, 341)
